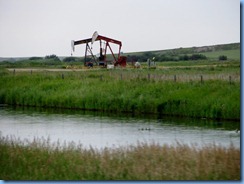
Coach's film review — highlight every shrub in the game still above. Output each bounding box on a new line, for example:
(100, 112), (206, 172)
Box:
(63, 57), (76, 62)
(189, 54), (207, 60)
(45, 55), (60, 61)
(219, 55), (227, 61)
(29, 57), (43, 60)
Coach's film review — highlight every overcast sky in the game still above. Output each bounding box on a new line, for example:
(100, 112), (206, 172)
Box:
(0, 0), (240, 57)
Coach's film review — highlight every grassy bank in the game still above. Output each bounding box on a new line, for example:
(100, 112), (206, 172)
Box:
(0, 135), (240, 180)
(0, 67), (240, 120)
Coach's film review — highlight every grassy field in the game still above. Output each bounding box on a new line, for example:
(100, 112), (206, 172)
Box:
(0, 44), (240, 180)
(0, 60), (240, 120)
(0, 135), (240, 180)
(124, 43), (240, 59)
(199, 49), (240, 60)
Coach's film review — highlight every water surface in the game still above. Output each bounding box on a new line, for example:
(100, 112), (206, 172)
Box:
(0, 107), (240, 149)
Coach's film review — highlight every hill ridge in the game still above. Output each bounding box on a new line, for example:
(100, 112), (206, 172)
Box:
(0, 42), (240, 62)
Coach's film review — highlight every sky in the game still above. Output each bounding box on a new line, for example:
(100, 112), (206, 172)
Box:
(0, 0), (240, 57)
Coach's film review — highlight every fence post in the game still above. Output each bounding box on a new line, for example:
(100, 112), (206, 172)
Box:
(13, 69), (15, 75)
(200, 75), (203, 84)
(120, 73), (123, 80)
(229, 76), (232, 85)
(62, 73), (64, 79)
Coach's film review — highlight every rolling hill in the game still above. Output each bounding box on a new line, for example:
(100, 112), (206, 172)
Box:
(0, 42), (240, 62)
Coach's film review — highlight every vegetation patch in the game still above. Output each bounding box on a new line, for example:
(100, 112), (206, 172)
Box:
(0, 135), (240, 180)
(0, 67), (240, 120)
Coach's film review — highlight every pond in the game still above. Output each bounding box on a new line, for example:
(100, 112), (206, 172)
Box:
(0, 107), (240, 149)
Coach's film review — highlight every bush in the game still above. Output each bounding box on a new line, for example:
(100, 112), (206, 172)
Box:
(45, 55), (60, 61)
(179, 54), (189, 61)
(219, 55), (227, 61)
(63, 57), (76, 62)
(189, 54), (207, 60)
(29, 57), (43, 60)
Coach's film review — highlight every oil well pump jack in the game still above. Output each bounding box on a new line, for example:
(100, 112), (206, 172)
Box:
(71, 31), (126, 67)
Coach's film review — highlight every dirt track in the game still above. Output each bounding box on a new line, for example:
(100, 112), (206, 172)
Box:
(7, 63), (233, 73)
(7, 68), (97, 72)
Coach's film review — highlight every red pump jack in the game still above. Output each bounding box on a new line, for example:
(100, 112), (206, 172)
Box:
(71, 31), (126, 67)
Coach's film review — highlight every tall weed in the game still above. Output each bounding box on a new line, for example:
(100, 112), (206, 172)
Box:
(0, 135), (240, 180)
(0, 71), (240, 120)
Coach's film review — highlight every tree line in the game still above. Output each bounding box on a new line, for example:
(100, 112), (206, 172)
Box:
(27, 53), (228, 64)
(126, 52), (208, 62)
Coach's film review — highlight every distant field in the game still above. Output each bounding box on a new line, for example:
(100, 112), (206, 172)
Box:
(0, 42), (240, 63)
(199, 49), (240, 60)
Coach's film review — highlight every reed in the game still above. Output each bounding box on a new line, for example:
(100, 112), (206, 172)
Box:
(0, 70), (240, 120)
(0, 135), (240, 180)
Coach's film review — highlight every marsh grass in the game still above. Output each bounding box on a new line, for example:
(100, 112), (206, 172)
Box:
(0, 68), (240, 120)
(0, 135), (240, 180)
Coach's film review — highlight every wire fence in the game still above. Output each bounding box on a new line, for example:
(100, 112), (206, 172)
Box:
(107, 72), (240, 83)
(10, 68), (240, 84)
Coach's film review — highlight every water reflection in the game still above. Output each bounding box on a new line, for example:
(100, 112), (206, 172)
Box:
(0, 106), (240, 149)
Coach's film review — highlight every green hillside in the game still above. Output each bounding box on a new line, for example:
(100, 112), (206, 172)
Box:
(124, 43), (240, 62)
(199, 49), (240, 60)
(0, 42), (240, 64)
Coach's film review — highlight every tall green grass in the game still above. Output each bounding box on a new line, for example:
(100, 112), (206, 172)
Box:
(0, 69), (240, 120)
(0, 135), (240, 180)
